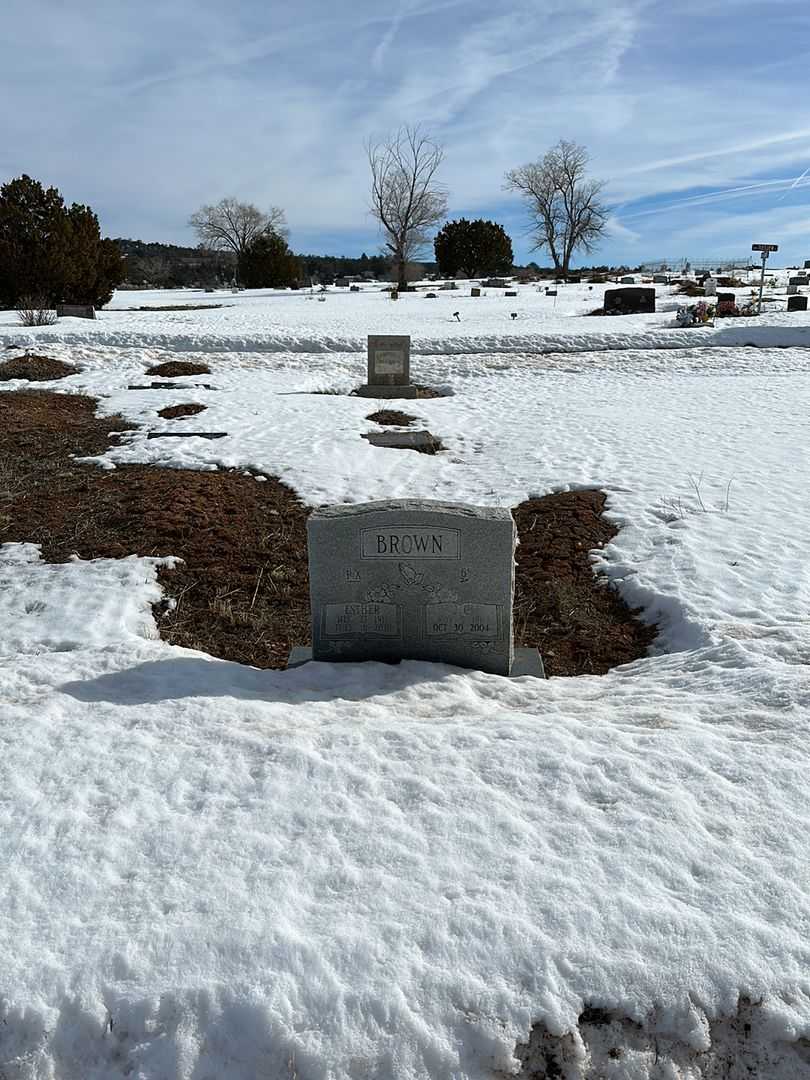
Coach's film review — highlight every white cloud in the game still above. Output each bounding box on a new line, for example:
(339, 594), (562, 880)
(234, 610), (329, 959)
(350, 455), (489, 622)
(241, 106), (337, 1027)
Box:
(1, 0), (808, 262)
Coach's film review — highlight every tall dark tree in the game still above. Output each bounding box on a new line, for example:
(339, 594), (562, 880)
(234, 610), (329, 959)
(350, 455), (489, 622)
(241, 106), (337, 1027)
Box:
(434, 218), (513, 278)
(238, 232), (300, 288)
(0, 175), (124, 308)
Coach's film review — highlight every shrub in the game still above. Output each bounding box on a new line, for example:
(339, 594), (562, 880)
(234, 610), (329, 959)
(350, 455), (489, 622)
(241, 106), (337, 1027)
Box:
(16, 296), (56, 326)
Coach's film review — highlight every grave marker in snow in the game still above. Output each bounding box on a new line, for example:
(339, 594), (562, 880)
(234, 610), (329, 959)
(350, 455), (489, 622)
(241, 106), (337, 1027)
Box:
(291, 500), (544, 677)
(787, 295), (808, 312)
(603, 287), (655, 315)
(704, 279), (717, 297)
(787, 285), (799, 296)
(356, 335), (417, 399)
(56, 304), (95, 319)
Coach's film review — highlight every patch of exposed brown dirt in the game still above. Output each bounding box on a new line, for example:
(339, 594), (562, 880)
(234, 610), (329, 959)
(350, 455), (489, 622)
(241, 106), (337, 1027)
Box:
(157, 403), (208, 419)
(366, 410), (417, 426)
(513, 491), (656, 675)
(0, 354), (79, 381)
(145, 361), (211, 377)
(0, 391), (655, 675)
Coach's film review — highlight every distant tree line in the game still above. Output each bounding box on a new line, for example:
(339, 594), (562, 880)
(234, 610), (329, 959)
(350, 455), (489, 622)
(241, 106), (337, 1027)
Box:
(2, 133), (609, 309)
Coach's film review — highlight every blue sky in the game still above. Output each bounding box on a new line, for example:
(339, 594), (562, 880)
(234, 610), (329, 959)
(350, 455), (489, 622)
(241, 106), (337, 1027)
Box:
(2, 0), (810, 266)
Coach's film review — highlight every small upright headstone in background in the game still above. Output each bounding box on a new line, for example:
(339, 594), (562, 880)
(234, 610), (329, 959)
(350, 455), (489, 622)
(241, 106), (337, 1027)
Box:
(787, 295), (808, 312)
(804, 260), (810, 270)
(56, 304), (95, 320)
(620, 276), (635, 285)
(482, 278), (507, 289)
(787, 285), (799, 296)
(788, 277), (806, 286)
(350, 285), (360, 292)
(653, 274), (669, 284)
(704, 279), (717, 296)
(295, 500), (544, 677)
(505, 290), (518, 297)
(356, 335), (417, 399)
(390, 290), (399, 300)
(471, 287), (481, 297)
(545, 287), (557, 296)
(603, 287), (655, 315)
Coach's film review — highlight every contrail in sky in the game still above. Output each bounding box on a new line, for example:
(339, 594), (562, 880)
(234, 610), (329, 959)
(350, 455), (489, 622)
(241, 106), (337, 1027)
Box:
(777, 165), (810, 201)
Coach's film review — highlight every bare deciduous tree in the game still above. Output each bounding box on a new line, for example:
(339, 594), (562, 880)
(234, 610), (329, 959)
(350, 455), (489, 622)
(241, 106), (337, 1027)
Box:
(189, 198), (287, 261)
(505, 141), (607, 275)
(367, 125), (448, 290)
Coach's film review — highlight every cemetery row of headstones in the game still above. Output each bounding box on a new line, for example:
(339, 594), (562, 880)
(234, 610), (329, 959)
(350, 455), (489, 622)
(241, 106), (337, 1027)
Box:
(286, 335), (544, 678)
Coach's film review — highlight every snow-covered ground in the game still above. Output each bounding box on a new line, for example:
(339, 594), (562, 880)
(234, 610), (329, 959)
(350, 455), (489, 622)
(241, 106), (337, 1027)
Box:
(2, 287), (810, 1078)
(2, 273), (810, 355)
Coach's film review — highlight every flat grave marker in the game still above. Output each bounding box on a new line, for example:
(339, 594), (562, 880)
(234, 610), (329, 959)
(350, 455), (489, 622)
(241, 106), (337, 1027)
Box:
(361, 430), (441, 452)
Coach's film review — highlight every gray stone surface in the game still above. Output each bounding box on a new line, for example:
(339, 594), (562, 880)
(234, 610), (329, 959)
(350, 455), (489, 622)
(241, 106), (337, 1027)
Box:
(358, 335), (415, 397)
(367, 334), (410, 385)
(306, 500), (518, 675)
(355, 383), (418, 399)
(127, 382), (214, 390)
(788, 276), (807, 286)
(703, 279), (717, 296)
(147, 432), (227, 439)
(619, 276), (635, 285)
(787, 284), (799, 295)
(604, 287), (655, 315)
(470, 287), (481, 297)
(361, 430), (440, 451)
(287, 645), (544, 678)
(653, 274), (669, 283)
(56, 304), (95, 319)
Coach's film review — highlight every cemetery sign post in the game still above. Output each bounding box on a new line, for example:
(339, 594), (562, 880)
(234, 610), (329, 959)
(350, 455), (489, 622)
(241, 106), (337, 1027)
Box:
(752, 243), (778, 315)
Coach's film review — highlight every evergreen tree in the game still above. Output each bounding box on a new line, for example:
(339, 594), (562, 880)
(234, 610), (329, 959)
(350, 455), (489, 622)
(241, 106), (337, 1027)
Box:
(433, 218), (513, 278)
(238, 232), (300, 288)
(0, 175), (124, 308)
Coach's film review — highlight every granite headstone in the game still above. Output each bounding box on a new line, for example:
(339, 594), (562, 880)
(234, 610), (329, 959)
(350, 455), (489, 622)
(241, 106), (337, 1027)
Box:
(56, 304), (96, 319)
(356, 335), (417, 398)
(787, 295), (808, 312)
(603, 287), (655, 315)
(296, 500), (543, 677)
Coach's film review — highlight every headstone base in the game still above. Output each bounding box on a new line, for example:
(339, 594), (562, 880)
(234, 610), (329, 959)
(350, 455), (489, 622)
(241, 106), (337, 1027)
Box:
(355, 384), (419, 398)
(286, 646), (545, 678)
